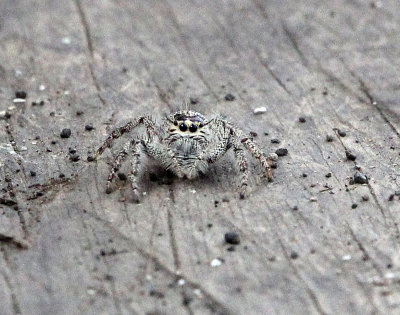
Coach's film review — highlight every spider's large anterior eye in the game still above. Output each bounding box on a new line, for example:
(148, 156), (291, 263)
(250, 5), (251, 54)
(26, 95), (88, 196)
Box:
(179, 122), (187, 132)
(199, 123), (203, 128)
(173, 120), (178, 126)
(189, 124), (197, 132)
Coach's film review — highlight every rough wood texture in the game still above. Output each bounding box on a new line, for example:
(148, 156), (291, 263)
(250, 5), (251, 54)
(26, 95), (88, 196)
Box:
(1, 1), (400, 314)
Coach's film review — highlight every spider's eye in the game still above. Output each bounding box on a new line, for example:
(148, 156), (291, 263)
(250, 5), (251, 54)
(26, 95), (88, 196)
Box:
(173, 120), (178, 126)
(179, 123), (187, 132)
(199, 123), (203, 128)
(189, 124), (197, 132)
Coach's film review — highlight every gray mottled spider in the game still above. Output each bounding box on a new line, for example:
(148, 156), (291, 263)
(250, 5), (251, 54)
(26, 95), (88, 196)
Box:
(89, 109), (273, 200)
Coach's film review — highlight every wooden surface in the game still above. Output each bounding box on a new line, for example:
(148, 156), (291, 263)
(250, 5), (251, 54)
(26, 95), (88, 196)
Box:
(1, 0), (400, 314)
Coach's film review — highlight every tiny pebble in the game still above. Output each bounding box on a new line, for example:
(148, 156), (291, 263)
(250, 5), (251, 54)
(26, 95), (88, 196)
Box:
(338, 130), (347, 137)
(310, 197), (317, 202)
(70, 154), (80, 162)
(263, 131), (269, 136)
(210, 258), (222, 267)
(362, 195), (369, 201)
(76, 111), (84, 116)
(292, 206), (298, 211)
(352, 203), (358, 209)
(118, 173), (127, 181)
(224, 93), (235, 101)
(60, 128), (72, 138)
(298, 116), (306, 123)
(302, 173), (308, 178)
(226, 246), (235, 252)
(290, 251), (299, 259)
(87, 156), (95, 162)
(345, 150), (357, 161)
(253, 107), (267, 115)
(249, 131), (258, 137)
(30, 171), (36, 177)
(275, 148), (288, 156)
(326, 135), (334, 142)
(69, 148), (76, 154)
(271, 138), (280, 144)
(325, 172), (332, 178)
(15, 91), (27, 99)
(342, 255), (352, 261)
(354, 171), (368, 184)
(85, 125), (94, 131)
(224, 232), (240, 245)
(388, 194), (395, 201)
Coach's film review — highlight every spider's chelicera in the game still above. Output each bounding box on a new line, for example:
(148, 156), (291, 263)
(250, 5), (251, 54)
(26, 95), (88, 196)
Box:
(90, 109), (273, 200)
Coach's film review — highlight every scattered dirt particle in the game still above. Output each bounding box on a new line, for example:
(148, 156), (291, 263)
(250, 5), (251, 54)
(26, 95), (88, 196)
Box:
(117, 172), (127, 181)
(326, 135), (334, 142)
(352, 203), (358, 209)
(51, 140), (57, 145)
(207, 223), (213, 228)
(345, 150), (357, 161)
(263, 131), (269, 136)
(275, 148), (288, 156)
(271, 138), (280, 144)
(182, 296), (192, 306)
(302, 173), (308, 178)
(59, 173), (65, 178)
(388, 194), (395, 201)
(325, 172), (332, 178)
(87, 156), (95, 162)
(149, 290), (165, 298)
(362, 195), (369, 201)
(226, 246), (236, 252)
(69, 148), (76, 154)
(39, 100), (45, 106)
(15, 91), (27, 99)
(222, 197), (230, 202)
(60, 128), (72, 138)
(224, 93), (235, 101)
(214, 200), (219, 207)
(354, 171), (368, 184)
(298, 116), (306, 123)
(292, 206), (298, 211)
(290, 251), (299, 259)
(189, 97), (199, 105)
(30, 171), (36, 177)
(69, 154), (80, 162)
(249, 131), (258, 137)
(85, 125), (94, 131)
(338, 130), (347, 137)
(76, 111), (84, 116)
(225, 232), (240, 245)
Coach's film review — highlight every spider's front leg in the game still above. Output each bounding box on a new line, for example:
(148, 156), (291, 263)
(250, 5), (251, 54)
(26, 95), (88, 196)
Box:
(231, 136), (249, 199)
(128, 141), (143, 202)
(90, 116), (157, 161)
(105, 140), (132, 194)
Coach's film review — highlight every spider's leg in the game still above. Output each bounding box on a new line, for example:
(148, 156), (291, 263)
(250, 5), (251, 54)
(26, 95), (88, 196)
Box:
(225, 122), (273, 181)
(231, 137), (249, 199)
(128, 141), (143, 202)
(92, 116), (158, 160)
(105, 140), (132, 194)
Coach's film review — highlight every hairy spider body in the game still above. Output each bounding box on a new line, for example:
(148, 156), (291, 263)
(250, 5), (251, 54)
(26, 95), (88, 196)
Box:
(90, 110), (273, 200)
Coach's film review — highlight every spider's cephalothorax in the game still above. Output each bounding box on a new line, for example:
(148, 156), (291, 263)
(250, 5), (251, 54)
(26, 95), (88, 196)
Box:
(90, 109), (273, 200)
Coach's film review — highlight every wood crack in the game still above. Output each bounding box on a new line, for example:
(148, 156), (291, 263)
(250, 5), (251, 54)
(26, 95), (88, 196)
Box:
(74, 0), (106, 106)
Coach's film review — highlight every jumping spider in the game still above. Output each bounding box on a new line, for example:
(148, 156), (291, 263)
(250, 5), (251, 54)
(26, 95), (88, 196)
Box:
(89, 110), (273, 200)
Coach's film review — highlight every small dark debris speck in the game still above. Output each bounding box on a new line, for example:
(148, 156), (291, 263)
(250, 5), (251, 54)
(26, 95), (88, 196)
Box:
(189, 97), (199, 105)
(224, 93), (235, 101)
(76, 111), (84, 116)
(60, 128), (71, 138)
(15, 91), (27, 99)
(207, 223), (213, 228)
(345, 150), (357, 161)
(59, 173), (65, 178)
(69, 148), (76, 154)
(225, 232), (240, 245)
(85, 125), (94, 131)
(325, 172), (332, 178)
(249, 131), (258, 137)
(292, 206), (298, 211)
(389, 194), (395, 201)
(275, 148), (288, 156)
(362, 195), (369, 201)
(30, 171), (36, 177)
(302, 173), (308, 178)
(222, 198), (230, 202)
(354, 171), (368, 184)
(117, 172), (127, 181)
(338, 130), (347, 137)
(69, 154), (80, 162)
(298, 116), (306, 123)
(51, 140), (57, 145)
(39, 100), (44, 106)
(352, 203), (358, 209)
(36, 191), (44, 197)
(290, 251), (299, 259)
(271, 138), (280, 144)
(326, 135), (334, 142)
(214, 200), (219, 207)
(227, 246), (236, 252)
(263, 131), (269, 136)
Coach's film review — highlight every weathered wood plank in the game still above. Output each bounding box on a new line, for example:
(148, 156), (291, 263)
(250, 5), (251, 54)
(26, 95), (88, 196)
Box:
(1, 0), (400, 314)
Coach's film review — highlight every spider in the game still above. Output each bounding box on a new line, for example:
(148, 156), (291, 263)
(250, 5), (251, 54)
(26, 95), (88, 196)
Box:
(89, 109), (273, 200)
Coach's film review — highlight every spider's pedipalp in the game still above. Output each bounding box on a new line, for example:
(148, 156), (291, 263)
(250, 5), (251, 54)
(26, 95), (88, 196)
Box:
(128, 141), (143, 202)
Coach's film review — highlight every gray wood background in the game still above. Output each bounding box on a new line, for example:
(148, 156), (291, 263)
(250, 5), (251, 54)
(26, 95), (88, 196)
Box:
(1, 0), (400, 314)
